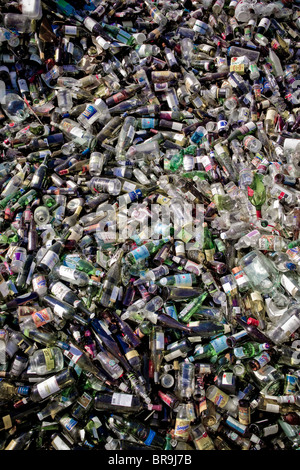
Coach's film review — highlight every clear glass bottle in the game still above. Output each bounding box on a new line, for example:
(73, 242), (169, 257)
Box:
(29, 347), (64, 375)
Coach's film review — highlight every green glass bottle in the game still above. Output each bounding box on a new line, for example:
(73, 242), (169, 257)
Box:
(75, 258), (103, 277)
(101, 23), (134, 45)
(177, 292), (208, 323)
(203, 223), (216, 262)
(134, 321), (152, 339)
(164, 433), (173, 450)
(188, 334), (230, 363)
(248, 172), (266, 219)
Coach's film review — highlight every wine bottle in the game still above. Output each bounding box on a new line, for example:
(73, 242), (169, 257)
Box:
(29, 368), (76, 402)
(49, 280), (92, 316)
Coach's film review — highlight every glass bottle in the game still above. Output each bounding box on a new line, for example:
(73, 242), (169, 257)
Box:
(30, 368), (75, 402)
(28, 347), (64, 375)
(174, 403), (191, 442)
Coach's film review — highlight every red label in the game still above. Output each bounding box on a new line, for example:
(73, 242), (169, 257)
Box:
(247, 186), (254, 197)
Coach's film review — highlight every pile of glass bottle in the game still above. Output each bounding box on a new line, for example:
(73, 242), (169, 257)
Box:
(0, 0), (299, 451)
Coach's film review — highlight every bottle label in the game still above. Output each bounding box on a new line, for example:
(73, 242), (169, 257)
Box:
(194, 433), (214, 450)
(64, 344), (83, 364)
(226, 416), (247, 435)
(13, 249), (26, 263)
(222, 372), (234, 386)
(201, 155), (213, 172)
(61, 416), (78, 432)
(265, 403), (280, 413)
(125, 350), (139, 360)
(184, 260), (202, 276)
(41, 251), (59, 271)
(158, 391), (174, 407)
(71, 127), (85, 139)
(210, 335), (228, 354)
(82, 105), (98, 121)
(280, 315), (300, 334)
(281, 275), (298, 298)
(254, 352), (270, 368)
(65, 25), (77, 35)
(144, 429), (156, 446)
(77, 392), (92, 409)
(222, 281), (233, 294)
(284, 374), (298, 395)
(59, 265), (77, 281)
(156, 331), (164, 350)
(233, 346), (247, 359)
(173, 274), (194, 286)
(51, 282), (71, 300)
(111, 393), (133, 407)
(84, 17), (96, 32)
(122, 181), (136, 192)
(31, 308), (52, 328)
(140, 118), (156, 129)
(258, 235), (276, 251)
(53, 304), (67, 318)
(37, 375), (60, 399)
(174, 418), (190, 440)
(238, 406), (250, 426)
(127, 125), (135, 141)
(131, 245), (150, 262)
(204, 248), (215, 262)
(263, 424), (278, 437)
(234, 272), (247, 286)
(43, 348), (55, 371)
(212, 389), (229, 408)
(250, 291), (262, 302)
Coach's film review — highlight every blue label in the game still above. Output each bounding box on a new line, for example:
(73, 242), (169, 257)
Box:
(211, 335), (228, 354)
(65, 417), (78, 431)
(82, 105), (97, 120)
(131, 244), (150, 261)
(226, 416), (246, 435)
(144, 429), (156, 446)
(17, 386), (29, 396)
(141, 118), (156, 129)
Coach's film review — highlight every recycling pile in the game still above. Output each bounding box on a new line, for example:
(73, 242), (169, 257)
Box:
(0, 0), (299, 451)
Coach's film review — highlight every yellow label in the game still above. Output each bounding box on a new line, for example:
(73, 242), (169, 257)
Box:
(2, 415), (12, 430)
(5, 439), (17, 450)
(194, 434), (215, 450)
(126, 350), (139, 360)
(43, 348), (55, 371)
(204, 248), (215, 262)
(230, 64), (245, 73)
(174, 418), (190, 440)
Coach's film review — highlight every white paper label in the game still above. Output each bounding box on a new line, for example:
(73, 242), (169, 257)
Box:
(54, 304), (67, 318)
(281, 315), (300, 334)
(111, 393), (133, 407)
(42, 251), (59, 270)
(265, 403), (280, 413)
(65, 25), (77, 35)
(59, 266), (77, 281)
(51, 282), (71, 300)
(37, 375), (60, 399)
